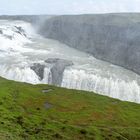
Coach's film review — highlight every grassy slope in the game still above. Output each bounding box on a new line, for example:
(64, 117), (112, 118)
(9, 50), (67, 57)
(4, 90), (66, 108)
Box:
(0, 77), (139, 139)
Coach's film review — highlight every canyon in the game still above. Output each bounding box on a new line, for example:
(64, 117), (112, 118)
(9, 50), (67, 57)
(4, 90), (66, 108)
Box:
(0, 14), (140, 103)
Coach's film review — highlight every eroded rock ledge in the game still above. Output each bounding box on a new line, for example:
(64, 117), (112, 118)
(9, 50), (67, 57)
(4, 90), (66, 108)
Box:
(45, 58), (73, 85)
(31, 58), (73, 85)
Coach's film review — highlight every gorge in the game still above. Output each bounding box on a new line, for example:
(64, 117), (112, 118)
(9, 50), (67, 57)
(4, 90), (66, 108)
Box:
(0, 14), (140, 103)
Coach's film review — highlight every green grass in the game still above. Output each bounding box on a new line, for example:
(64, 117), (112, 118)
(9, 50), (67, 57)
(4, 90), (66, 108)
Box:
(0, 77), (139, 139)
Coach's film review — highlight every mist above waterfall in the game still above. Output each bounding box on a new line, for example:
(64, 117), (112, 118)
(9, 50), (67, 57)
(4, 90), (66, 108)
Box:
(0, 18), (140, 103)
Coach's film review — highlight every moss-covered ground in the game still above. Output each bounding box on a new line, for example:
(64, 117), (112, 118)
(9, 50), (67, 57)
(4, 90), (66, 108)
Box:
(0, 77), (139, 139)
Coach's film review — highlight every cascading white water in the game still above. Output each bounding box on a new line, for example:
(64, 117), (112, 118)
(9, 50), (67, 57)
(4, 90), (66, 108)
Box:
(0, 20), (140, 103)
(42, 67), (52, 84)
(61, 68), (140, 102)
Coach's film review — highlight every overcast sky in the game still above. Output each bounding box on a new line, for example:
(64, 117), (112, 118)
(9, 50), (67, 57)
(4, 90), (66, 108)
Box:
(0, 0), (140, 15)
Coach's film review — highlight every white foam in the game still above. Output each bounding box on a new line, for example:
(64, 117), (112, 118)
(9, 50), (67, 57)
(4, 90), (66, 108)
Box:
(61, 68), (140, 103)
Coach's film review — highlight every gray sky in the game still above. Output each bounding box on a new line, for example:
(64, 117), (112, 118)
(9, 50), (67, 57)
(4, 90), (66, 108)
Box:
(0, 0), (140, 15)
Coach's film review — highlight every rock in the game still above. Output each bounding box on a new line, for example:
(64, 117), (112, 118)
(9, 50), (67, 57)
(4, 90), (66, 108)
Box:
(30, 59), (73, 85)
(45, 58), (60, 64)
(30, 63), (45, 80)
(42, 89), (53, 93)
(44, 102), (53, 109)
(4, 35), (13, 40)
(0, 30), (3, 34)
(45, 58), (73, 86)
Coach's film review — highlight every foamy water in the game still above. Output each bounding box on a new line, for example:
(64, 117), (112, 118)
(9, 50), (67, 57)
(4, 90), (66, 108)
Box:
(0, 20), (140, 103)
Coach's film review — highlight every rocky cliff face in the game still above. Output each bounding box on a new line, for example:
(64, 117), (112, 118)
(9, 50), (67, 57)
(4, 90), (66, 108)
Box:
(39, 14), (140, 75)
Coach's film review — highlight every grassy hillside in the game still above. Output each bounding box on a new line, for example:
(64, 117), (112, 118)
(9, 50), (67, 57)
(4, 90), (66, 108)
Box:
(0, 77), (139, 139)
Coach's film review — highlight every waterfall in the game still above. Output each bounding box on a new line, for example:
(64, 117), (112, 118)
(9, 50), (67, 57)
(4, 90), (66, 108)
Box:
(42, 67), (52, 84)
(0, 19), (140, 103)
(0, 64), (40, 84)
(61, 68), (140, 103)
